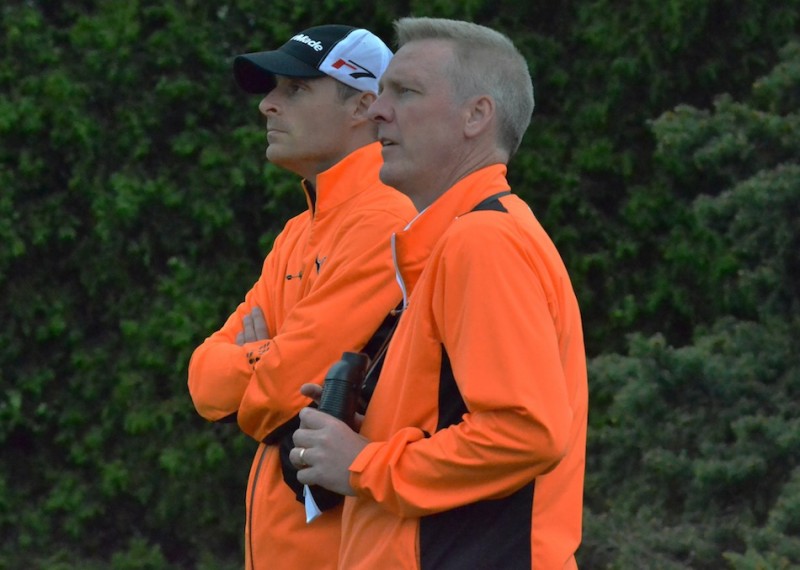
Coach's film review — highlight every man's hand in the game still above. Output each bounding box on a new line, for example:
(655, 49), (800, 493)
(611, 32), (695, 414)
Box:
(236, 306), (269, 345)
(290, 406), (369, 496)
(299, 382), (365, 431)
(299, 382), (322, 405)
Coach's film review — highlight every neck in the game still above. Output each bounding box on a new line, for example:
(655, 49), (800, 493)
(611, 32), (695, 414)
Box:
(305, 131), (376, 187)
(409, 147), (507, 211)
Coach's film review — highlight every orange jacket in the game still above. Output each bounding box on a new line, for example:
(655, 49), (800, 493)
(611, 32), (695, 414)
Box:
(340, 164), (588, 569)
(187, 142), (416, 570)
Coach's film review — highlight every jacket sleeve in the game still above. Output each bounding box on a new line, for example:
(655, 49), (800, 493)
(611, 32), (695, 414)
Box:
(187, 231), (286, 422)
(236, 208), (409, 442)
(350, 218), (577, 517)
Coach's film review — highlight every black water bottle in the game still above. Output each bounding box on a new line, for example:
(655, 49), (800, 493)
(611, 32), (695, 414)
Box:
(303, 352), (368, 512)
(318, 352), (368, 429)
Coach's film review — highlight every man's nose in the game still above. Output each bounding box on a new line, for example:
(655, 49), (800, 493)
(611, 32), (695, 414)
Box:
(367, 95), (391, 123)
(259, 94), (278, 116)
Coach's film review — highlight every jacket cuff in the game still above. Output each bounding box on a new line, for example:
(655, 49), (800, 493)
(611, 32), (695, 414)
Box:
(348, 427), (429, 494)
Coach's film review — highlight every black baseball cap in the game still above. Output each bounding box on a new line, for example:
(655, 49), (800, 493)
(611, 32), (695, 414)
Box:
(233, 25), (392, 94)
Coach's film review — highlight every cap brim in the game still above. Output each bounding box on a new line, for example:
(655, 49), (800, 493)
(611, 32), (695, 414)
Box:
(233, 51), (326, 94)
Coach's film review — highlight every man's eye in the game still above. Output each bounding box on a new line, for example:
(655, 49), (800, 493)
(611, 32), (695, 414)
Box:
(283, 82), (304, 95)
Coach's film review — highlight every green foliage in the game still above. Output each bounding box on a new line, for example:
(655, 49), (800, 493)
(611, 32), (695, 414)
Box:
(529, 0), (800, 353)
(583, 317), (800, 567)
(1, 0), (799, 567)
(608, 39), (800, 344)
(724, 466), (800, 569)
(0, 1), (274, 567)
(580, 37), (800, 570)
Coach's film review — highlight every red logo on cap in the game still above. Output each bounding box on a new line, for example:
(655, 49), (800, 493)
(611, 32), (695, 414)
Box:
(331, 58), (376, 80)
(332, 59), (357, 71)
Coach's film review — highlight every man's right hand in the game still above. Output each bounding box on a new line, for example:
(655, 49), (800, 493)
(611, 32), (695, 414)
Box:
(236, 306), (269, 345)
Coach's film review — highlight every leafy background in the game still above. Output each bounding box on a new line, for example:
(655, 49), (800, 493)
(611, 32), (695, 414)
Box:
(1, 0), (798, 568)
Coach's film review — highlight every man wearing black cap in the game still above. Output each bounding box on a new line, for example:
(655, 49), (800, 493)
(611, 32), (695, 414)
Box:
(187, 25), (415, 570)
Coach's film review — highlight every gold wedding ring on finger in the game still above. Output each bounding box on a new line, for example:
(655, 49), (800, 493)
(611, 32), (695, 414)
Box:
(298, 447), (308, 468)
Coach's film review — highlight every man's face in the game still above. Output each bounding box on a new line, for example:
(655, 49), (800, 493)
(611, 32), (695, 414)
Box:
(258, 75), (353, 179)
(368, 40), (468, 208)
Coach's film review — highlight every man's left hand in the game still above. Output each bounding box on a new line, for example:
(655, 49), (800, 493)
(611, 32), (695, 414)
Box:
(291, 407), (369, 496)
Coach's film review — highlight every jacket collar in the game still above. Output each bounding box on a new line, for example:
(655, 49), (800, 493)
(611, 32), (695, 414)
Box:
(301, 142), (383, 217)
(392, 163), (510, 302)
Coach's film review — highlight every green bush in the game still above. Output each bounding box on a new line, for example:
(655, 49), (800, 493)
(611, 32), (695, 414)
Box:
(583, 317), (800, 567)
(1, 0), (798, 567)
(581, 39), (800, 569)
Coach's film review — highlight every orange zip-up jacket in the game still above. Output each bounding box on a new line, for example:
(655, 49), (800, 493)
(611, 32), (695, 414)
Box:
(187, 142), (416, 570)
(340, 164), (588, 569)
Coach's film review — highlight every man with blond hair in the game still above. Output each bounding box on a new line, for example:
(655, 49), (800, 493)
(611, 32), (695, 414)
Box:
(292, 17), (588, 569)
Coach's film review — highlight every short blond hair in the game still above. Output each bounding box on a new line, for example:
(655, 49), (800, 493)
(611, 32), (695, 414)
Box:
(395, 17), (534, 157)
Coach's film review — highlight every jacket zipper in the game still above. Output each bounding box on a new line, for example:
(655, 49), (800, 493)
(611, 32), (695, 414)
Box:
(391, 233), (409, 313)
(248, 443), (268, 570)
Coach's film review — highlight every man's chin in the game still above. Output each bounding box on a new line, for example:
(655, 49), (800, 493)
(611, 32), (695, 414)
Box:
(378, 164), (404, 191)
(265, 147), (284, 164)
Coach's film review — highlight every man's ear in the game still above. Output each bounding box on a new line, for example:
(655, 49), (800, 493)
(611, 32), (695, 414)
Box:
(464, 95), (495, 139)
(352, 91), (377, 121)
